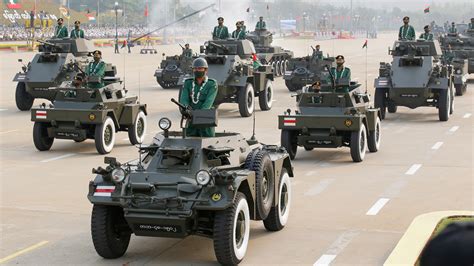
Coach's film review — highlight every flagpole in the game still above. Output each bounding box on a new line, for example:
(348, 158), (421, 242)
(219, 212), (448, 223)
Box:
(365, 40), (368, 93)
(97, 0), (100, 28)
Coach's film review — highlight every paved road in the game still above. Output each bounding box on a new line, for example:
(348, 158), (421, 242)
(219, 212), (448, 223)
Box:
(0, 33), (472, 265)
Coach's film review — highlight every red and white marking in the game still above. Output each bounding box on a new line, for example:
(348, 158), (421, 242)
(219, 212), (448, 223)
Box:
(284, 117), (296, 127)
(93, 185), (115, 197)
(36, 110), (47, 119)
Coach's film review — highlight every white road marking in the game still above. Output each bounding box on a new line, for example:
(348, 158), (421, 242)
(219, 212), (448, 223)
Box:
(405, 164), (422, 175)
(448, 126), (459, 133)
(0, 241), (49, 263)
(0, 129), (19, 135)
(463, 113), (471, 118)
(41, 153), (76, 163)
(304, 178), (334, 196)
(0, 109), (7, 112)
(314, 230), (359, 266)
(366, 198), (390, 215)
(431, 142), (444, 150)
(314, 255), (337, 266)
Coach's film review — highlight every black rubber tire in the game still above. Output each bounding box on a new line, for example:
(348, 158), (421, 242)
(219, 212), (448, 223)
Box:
(454, 83), (465, 96)
(33, 122), (53, 151)
(74, 139), (86, 143)
(213, 192), (250, 266)
(304, 146), (314, 151)
(238, 83), (254, 117)
(244, 150), (275, 220)
(367, 117), (381, 153)
(94, 116), (116, 154)
(15, 82), (34, 111)
(281, 129), (297, 160)
(285, 80), (301, 92)
(387, 102), (397, 113)
(128, 111), (147, 145)
(91, 205), (131, 259)
(350, 124), (367, 163)
(438, 89), (450, 122)
(258, 79), (273, 111)
(263, 170), (291, 231)
(374, 88), (386, 119)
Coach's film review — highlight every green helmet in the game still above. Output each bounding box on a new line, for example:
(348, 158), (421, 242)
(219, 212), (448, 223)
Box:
(192, 58), (208, 69)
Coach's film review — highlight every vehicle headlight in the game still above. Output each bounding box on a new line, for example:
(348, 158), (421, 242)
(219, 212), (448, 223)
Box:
(111, 168), (126, 183)
(159, 118), (172, 130)
(456, 69), (461, 74)
(196, 170), (211, 186)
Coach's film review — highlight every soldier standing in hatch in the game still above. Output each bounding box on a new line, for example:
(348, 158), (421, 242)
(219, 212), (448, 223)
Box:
(54, 18), (68, 38)
(232, 21), (246, 40)
(179, 58), (218, 138)
(312, 44), (324, 60)
(398, 16), (415, 41)
(182, 43), (193, 59)
(255, 16), (266, 30)
(469, 18), (474, 30)
(449, 22), (457, 34)
(212, 17), (229, 40)
(442, 44), (455, 65)
(328, 55), (351, 93)
(419, 25), (434, 41)
(86, 50), (106, 89)
(70, 21), (85, 39)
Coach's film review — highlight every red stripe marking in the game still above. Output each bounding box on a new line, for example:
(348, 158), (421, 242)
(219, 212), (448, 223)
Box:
(95, 189), (115, 193)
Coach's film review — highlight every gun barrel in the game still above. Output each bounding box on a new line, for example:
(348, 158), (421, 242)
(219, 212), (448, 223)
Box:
(171, 98), (186, 109)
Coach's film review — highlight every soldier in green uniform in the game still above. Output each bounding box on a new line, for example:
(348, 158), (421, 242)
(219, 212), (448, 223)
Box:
(212, 17), (229, 40)
(182, 43), (193, 59)
(54, 18), (68, 38)
(312, 44), (324, 60)
(70, 20), (85, 39)
(255, 16), (266, 30)
(398, 16), (415, 41)
(327, 55), (351, 93)
(179, 58), (218, 137)
(449, 22), (457, 34)
(469, 18), (474, 30)
(86, 50), (106, 89)
(419, 25), (434, 41)
(442, 45), (455, 65)
(231, 21), (246, 40)
(240, 21), (247, 32)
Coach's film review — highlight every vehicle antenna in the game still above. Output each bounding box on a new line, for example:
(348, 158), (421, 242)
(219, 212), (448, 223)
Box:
(123, 49), (126, 91)
(250, 78), (257, 142)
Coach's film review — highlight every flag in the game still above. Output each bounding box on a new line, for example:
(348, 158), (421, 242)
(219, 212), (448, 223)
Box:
(59, 7), (70, 19)
(86, 14), (96, 21)
(5, 0), (22, 9)
(252, 53), (261, 69)
(362, 39), (367, 49)
(246, 7), (250, 12)
(424, 6), (430, 13)
(144, 2), (149, 17)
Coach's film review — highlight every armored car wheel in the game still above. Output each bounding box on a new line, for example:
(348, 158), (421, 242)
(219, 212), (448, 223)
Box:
(238, 83), (255, 117)
(128, 111), (147, 145)
(244, 150), (275, 220)
(15, 82), (34, 111)
(454, 83), (466, 96)
(387, 102), (397, 114)
(438, 89), (450, 122)
(258, 79), (274, 111)
(350, 124), (367, 162)
(94, 116), (116, 154)
(281, 130), (297, 160)
(285, 80), (300, 92)
(374, 88), (387, 119)
(213, 192), (250, 265)
(368, 117), (381, 153)
(33, 122), (54, 151)
(91, 205), (131, 259)
(263, 170), (291, 231)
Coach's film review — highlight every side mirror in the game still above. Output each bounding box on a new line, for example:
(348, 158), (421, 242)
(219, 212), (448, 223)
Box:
(104, 156), (117, 165)
(18, 59), (23, 62)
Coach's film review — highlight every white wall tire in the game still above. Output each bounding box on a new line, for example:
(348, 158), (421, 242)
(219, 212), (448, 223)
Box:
(95, 116), (116, 154)
(238, 83), (255, 117)
(258, 79), (273, 111)
(263, 170), (292, 231)
(128, 111), (147, 145)
(368, 117), (381, 152)
(350, 123), (367, 162)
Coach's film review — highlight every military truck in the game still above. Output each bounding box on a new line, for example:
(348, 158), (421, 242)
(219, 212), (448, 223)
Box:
(13, 38), (94, 111)
(154, 53), (197, 89)
(246, 29), (294, 77)
(87, 99), (293, 265)
(179, 39), (274, 117)
(31, 75), (147, 154)
(279, 77), (381, 162)
(374, 40), (454, 121)
(283, 54), (335, 92)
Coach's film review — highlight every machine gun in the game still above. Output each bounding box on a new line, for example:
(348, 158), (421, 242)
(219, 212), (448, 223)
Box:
(208, 42), (229, 53)
(171, 98), (217, 138)
(37, 39), (64, 52)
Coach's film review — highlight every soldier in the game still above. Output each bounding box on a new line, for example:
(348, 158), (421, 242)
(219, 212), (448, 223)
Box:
(419, 25), (434, 41)
(312, 44), (324, 60)
(179, 58), (218, 137)
(442, 44), (455, 65)
(232, 21), (246, 40)
(469, 18), (474, 30)
(212, 17), (229, 40)
(328, 55), (351, 93)
(398, 16), (415, 41)
(54, 18), (68, 38)
(449, 22), (457, 34)
(114, 38), (120, 54)
(70, 21), (85, 39)
(240, 21), (247, 32)
(86, 50), (106, 89)
(182, 43), (193, 59)
(255, 16), (266, 30)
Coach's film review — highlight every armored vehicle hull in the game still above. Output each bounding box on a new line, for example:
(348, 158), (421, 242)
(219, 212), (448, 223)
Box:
(154, 55), (197, 89)
(283, 56), (335, 92)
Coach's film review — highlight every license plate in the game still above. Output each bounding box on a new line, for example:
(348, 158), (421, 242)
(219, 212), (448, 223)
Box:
(135, 224), (182, 233)
(56, 132), (79, 138)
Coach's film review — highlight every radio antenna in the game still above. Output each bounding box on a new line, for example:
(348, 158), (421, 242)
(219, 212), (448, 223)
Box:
(250, 79), (257, 142)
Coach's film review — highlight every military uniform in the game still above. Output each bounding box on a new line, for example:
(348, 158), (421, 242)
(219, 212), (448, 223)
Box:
(179, 77), (218, 137)
(70, 29), (85, 39)
(449, 25), (457, 34)
(54, 25), (68, 38)
(469, 22), (474, 30)
(255, 20), (266, 30)
(212, 25), (229, 40)
(398, 25), (415, 40)
(182, 48), (193, 59)
(443, 50), (455, 64)
(419, 32), (433, 41)
(312, 50), (324, 60)
(86, 60), (106, 89)
(231, 29), (246, 40)
(328, 67), (351, 92)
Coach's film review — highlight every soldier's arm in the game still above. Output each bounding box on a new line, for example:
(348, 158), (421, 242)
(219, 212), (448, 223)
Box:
(201, 81), (218, 109)
(64, 28), (69, 37)
(179, 81), (191, 106)
(81, 30), (85, 38)
(398, 27), (402, 39)
(345, 68), (351, 80)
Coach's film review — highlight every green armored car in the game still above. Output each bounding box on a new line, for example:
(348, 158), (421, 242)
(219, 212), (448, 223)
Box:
(88, 99), (293, 265)
(31, 75), (147, 154)
(374, 40), (454, 121)
(13, 38), (94, 111)
(279, 78), (381, 162)
(283, 54), (335, 92)
(154, 52), (197, 89)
